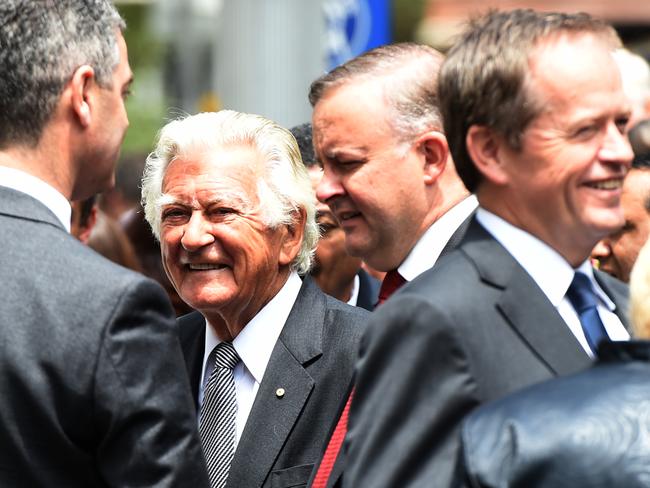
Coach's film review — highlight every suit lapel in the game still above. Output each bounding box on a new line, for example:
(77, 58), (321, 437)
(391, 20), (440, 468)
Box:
(462, 218), (591, 376)
(439, 210), (475, 260)
(226, 277), (324, 488)
(177, 312), (207, 411)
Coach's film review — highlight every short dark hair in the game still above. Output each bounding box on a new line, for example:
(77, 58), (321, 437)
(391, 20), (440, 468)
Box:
(438, 9), (620, 192)
(309, 43), (445, 142)
(290, 123), (317, 167)
(0, 0), (125, 148)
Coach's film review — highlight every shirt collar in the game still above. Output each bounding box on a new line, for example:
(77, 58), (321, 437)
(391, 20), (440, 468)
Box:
(0, 166), (71, 232)
(476, 208), (615, 311)
(203, 271), (303, 384)
(398, 195), (478, 281)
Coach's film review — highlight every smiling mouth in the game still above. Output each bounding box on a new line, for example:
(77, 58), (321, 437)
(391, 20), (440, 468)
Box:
(585, 179), (623, 190)
(186, 263), (227, 271)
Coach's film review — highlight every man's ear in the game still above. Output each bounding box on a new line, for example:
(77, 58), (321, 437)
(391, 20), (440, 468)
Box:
(68, 65), (95, 127)
(278, 207), (306, 267)
(466, 125), (509, 185)
(417, 130), (449, 185)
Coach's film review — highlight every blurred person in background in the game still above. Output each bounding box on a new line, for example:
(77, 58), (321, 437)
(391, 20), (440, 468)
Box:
(613, 48), (650, 126)
(142, 110), (368, 488)
(290, 122), (379, 310)
(591, 159), (650, 282)
(0, 1), (208, 486)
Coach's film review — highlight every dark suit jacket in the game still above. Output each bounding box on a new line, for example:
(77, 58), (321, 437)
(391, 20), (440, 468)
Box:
(178, 276), (369, 488)
(355, 269), (380, 311)
(459, 340), (650, 488)
(0, 186), (209, 486)
(309, 210), (475, 488)
(343, 217), (630, 488)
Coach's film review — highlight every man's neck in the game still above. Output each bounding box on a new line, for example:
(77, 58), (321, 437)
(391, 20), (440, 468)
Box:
(0, 140), (73, 200)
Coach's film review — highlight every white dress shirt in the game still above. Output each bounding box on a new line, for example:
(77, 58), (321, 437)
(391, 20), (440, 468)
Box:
(0, 166), (71, 232)
(398, 195), (478, 281)
(199, 272), (303, 445)
(477, 208), (629, 357)
(347, 273), (360, 306)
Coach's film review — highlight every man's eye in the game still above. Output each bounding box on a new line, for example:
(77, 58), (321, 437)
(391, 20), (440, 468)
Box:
(615, 117), (630, 134)
(162, 209), (186, 221)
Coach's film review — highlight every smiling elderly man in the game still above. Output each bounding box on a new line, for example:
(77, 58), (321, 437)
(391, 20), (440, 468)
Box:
(141, 110), (368, 488)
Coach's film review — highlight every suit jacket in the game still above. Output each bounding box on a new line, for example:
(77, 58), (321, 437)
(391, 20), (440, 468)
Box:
(343, 217), (630, 488)
(459, 340), (650, 488)
(309, 210), (475, 488)
(0, 186), (209, 486)
(178, 276), (369, 488)
(355, 269), (380, 311)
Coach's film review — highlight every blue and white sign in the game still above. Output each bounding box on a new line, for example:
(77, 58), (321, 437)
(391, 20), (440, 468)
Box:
(324, 0), (391, 69)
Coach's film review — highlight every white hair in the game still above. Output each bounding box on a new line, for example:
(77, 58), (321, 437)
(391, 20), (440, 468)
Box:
(613, 48), (650, 122)
(141, 110), (318, 274)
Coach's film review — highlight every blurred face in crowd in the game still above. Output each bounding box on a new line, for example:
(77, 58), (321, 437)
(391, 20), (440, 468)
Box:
(159, 145), (297, 332)
(312, 79), (433, 271)
(478, 34), (633, 265)
(308, 166), (361, 299)
(591, 168), (650, 282)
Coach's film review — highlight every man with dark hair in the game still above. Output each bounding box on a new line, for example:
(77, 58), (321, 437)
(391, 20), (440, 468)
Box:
(592, 121), (650, 282)
(0, 2), (209, 486)
(290, 122), (380, 310)
(343, 10), (632, 487)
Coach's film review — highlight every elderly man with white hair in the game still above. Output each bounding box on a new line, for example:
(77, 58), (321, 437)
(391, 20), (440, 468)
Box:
(142, 110), (368, 488)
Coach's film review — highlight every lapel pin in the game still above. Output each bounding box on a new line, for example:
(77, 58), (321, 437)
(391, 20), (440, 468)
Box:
(276, 388), (285, 398)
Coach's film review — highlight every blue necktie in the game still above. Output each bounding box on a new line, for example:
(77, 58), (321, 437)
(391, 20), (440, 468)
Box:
(566, 272), (610, 353)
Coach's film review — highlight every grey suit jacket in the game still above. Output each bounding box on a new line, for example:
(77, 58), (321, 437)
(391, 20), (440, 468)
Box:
(178, 276), (369, 488)
(343, 216), (630, 488)
(0, 187), (209, 487)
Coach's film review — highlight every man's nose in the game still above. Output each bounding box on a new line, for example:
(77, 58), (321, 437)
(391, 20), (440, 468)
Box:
(591, 238), (612, 266)
(316, 165), (345, 204)
(599, 121), (634, 168)
(180, 212), (214, 251)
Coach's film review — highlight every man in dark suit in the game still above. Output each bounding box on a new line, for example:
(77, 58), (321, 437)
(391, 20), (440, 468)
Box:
(291, 122), (380, 310)
(141, 110), (368, 488)
(343, 9), (634, 487)
(307, 43), (476, 487)
(0, 2), (209, 486)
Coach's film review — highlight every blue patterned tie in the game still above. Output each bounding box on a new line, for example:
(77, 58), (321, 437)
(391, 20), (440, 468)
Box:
(566, 272), (610, 353)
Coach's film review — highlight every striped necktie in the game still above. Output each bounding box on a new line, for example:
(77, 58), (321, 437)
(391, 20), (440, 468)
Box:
(200, 342), (240, 488)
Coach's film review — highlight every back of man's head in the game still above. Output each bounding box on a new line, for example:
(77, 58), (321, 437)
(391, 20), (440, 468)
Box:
(0, 0), (124, 149)
(309, 43), (445, 141)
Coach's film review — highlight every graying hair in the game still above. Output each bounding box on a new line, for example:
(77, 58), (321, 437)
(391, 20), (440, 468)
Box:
(438, 9), (621, 192)
(141, 110), (318, 274)
(309, 43), (445, 143)
(0, 0), (125, 148)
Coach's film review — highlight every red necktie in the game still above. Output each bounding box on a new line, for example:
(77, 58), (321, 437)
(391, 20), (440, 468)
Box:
(311, 272), (407, 487)
(310, 389), (354, 488)
(376, 269), (407, 307)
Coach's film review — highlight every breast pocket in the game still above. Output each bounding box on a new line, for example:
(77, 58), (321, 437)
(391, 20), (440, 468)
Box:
(270, 463), (314, 488)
